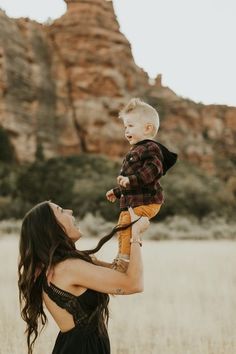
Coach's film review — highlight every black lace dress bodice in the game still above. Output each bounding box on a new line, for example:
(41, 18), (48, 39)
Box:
(42, 273), (110, 354)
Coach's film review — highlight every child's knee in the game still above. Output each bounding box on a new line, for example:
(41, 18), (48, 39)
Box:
(133, 204), (161, 219)
(119, 211), (131, 225)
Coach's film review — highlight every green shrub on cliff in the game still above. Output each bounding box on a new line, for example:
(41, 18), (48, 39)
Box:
(159, 160), (235, 219)
(0, 127), (15, 162)
(0, 155), (235, 221)
(15, 154), (120, 220)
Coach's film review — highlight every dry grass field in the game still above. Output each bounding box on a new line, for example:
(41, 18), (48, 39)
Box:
(0, 235), (236, 354)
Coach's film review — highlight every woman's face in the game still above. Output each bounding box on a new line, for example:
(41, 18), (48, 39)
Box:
(49, 202), (82, 242)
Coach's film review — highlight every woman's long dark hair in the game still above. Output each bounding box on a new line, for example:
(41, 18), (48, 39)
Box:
(18, 201), (137, 354)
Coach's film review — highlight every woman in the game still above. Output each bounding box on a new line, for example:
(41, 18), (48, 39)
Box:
(18, 201), (149, 354)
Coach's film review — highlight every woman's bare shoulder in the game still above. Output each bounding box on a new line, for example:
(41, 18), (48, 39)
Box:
(48, 258), (83, 280)
(50, 257), (140, 295)
(45, 258), (88, 295)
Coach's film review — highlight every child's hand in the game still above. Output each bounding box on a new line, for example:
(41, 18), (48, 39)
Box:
(117, 175), (130, 188)
(106, 189), (117, 203)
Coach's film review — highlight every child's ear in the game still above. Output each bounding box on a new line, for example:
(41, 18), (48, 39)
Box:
(144, 123), (154, 135)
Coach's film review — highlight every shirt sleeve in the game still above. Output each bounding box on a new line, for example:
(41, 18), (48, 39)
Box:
(113, 187), (122, 199)
(128, 148), (163, 187)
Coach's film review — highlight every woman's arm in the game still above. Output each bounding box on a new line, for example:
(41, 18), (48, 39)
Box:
(63, 208), (149, 295)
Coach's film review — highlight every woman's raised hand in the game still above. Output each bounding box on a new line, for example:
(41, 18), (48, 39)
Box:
(128, 207), (150, 236)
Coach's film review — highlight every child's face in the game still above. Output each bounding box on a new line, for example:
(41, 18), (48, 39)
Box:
(123, 115), (148, 145)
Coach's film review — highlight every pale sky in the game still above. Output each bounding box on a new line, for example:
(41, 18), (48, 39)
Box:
(0, 0), (235, 107)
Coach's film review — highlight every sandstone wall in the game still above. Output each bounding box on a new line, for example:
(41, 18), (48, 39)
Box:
(0, 0), (235, 180)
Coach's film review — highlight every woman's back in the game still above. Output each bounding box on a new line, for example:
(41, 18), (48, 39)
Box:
(42, 263), (91, 332)
(42, 267), (110, 354)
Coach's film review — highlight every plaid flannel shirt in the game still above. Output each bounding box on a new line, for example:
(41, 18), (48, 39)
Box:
(113, 140), (165, 211)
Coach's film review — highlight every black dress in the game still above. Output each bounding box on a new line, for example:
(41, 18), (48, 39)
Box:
(42, 274), (110, 354)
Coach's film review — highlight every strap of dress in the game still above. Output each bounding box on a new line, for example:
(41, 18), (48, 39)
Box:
(42, 272), (89, 326)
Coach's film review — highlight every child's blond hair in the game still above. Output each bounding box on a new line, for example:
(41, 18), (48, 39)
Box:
(119, 98), (160, 138)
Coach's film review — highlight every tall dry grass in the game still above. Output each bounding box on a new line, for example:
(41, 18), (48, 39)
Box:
(1, 215), (235, 240)
(0, 235), (236, 354)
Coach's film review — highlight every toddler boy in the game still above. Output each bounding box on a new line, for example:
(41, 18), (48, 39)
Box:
(106, 98), (178, 270)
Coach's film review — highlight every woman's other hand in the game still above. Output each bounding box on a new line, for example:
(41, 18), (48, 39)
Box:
(128, 207), (150, 236)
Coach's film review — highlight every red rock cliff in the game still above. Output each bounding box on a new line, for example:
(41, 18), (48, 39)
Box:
(0, 0), (235, 181)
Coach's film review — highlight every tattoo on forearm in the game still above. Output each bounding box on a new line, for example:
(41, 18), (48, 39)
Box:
(115, 288), (125, 295)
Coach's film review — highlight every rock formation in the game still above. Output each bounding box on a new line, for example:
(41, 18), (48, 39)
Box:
(0, 0), (235, 180)
(46, 0), (148, 157)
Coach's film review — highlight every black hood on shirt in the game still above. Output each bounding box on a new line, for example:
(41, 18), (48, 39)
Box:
(135, 139), (178, 175)
(155, 141), (178, 175)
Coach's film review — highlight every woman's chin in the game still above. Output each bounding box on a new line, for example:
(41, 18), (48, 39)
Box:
(75, 230), (82, 241)
(72, 237), (80, 244)
(69, 228), (82, 243)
